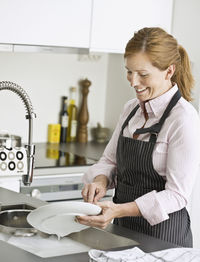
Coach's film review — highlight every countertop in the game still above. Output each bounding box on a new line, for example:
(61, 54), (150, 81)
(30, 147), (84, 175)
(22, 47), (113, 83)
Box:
(35, 141), (107, 162)
(32, 141), (106, 175)
(32, 142), (106, 174)
(0, 187), (177, 262)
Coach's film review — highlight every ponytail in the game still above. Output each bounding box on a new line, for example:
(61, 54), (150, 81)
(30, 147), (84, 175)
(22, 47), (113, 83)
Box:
(172, 45), (194, 101)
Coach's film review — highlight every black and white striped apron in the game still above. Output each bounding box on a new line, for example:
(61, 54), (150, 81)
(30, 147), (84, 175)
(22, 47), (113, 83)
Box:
(113, 89), (193, 247)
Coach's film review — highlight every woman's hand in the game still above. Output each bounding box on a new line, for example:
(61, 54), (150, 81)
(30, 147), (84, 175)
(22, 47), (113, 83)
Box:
(81, 175), (109, 203)
(76, 200), (141, 229)
(76, 201), (120, 229)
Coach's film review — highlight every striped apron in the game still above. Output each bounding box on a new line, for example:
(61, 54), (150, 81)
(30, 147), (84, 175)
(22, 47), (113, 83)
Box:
(113, 90), (193, 247)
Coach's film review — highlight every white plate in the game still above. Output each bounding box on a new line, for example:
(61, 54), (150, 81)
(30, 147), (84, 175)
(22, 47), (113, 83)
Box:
(41, 212), (88, 237)
(27, 202), (101, 237)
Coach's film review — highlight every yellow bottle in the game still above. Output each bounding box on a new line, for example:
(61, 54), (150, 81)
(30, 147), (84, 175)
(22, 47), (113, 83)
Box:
(67, 87), (78, 142)
(47, 124), (61, 143)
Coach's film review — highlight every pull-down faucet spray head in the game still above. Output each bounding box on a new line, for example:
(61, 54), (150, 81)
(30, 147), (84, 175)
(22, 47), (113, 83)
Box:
(0, 81), (36, 186)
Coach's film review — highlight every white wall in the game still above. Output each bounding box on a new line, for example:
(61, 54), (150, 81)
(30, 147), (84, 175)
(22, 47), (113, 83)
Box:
(172, 0), (200, 111)
(105, 54), (135, 130)
(0, 52), (108, 143)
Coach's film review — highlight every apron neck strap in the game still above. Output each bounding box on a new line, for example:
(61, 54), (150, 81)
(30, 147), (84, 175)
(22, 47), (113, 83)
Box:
(120, 104), (140, 135)
(134, 89), (182, 142)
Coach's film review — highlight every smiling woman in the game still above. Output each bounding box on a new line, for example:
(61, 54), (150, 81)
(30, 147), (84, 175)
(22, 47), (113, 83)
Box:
(124, 27), (194, 102)
(79, 27), (200, 248)
(125, 52), (175, 102)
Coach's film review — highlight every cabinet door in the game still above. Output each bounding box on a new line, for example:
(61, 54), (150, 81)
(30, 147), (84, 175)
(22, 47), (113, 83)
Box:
(0, 0), (92, 48)
(90, 0), (173, 53)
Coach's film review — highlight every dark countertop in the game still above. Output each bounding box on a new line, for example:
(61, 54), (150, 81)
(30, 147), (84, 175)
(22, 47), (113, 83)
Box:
(0, 187), (177, 262)
(33, 142), (106, 173)
(33, 142), (106, 172)
(35, 141), (107, 162)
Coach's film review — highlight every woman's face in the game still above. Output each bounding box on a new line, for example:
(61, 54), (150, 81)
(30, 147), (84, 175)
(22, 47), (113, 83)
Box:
(125, 52), (173, 102)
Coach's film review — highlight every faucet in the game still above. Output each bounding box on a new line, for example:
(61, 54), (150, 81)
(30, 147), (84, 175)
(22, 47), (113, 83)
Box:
(0, 81), (36, 186)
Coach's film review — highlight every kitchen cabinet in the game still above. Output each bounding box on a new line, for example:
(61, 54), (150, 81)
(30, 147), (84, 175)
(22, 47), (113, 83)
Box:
(0, 0), (92, 48)
(0, 0), (173, 53)
(90, 0), (173, 53)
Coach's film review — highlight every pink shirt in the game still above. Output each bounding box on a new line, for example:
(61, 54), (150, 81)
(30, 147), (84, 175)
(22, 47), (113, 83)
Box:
(83, 85), (200, 226)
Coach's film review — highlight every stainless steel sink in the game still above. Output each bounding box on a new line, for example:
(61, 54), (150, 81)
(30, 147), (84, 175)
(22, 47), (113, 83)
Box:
(0, 204), (139, 250)
(0, 203), (38, 236)
(0, 203), (139, 257)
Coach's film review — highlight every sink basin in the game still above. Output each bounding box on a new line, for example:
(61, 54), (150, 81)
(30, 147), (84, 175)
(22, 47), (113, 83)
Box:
(0, 203), (38, 236)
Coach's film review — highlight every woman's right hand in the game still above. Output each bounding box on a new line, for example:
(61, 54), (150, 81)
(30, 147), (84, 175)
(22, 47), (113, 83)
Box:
(81, 175), (109, 204)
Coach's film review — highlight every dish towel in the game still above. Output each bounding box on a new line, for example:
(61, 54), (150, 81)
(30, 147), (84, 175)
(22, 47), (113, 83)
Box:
(89, 247), (200, 262)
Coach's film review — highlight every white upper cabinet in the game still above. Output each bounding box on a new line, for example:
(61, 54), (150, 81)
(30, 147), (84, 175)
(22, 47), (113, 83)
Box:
(0, 0), (173, 53)
(0, 0), (92, 48)
(90, 0), (173, 53)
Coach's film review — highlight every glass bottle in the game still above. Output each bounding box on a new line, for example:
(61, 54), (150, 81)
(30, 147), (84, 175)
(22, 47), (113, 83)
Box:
(59, 96), (68, 143)
(67, 87), (78, 142)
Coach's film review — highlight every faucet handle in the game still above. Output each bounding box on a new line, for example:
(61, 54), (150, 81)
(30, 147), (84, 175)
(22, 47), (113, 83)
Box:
(25, 112), (36, 120)
(22, 144), (35, 186)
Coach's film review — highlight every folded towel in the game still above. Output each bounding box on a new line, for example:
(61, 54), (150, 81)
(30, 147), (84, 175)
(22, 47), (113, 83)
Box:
(89, 246), (200, 262)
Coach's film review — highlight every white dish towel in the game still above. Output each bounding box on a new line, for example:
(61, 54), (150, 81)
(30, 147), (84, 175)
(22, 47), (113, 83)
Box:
(89, 246), (200, 262)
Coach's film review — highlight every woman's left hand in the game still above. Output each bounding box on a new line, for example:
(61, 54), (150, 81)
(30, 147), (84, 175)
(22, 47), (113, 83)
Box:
(76, 201), (120, 229)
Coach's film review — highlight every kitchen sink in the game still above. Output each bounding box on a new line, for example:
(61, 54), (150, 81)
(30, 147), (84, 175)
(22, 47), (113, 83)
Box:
(0, 203), (38, 236)
(0, 203), (139, 257)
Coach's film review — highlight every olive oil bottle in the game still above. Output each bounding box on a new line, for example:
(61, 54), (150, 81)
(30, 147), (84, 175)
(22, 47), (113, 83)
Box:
(67, 87), (78, 142)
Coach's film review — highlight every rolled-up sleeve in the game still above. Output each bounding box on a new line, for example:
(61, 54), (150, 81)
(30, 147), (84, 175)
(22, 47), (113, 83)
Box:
(135, 110), (200, 226)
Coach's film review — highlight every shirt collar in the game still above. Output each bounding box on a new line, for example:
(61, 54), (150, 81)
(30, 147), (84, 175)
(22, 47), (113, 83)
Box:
(138, 84), (179, 118)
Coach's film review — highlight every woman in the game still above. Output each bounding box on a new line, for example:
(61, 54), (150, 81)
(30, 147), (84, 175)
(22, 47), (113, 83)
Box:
(77, 27), (200, 247)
